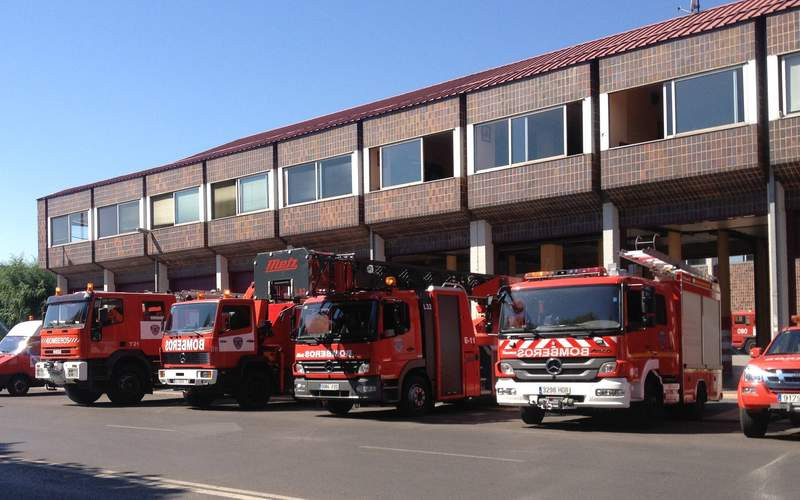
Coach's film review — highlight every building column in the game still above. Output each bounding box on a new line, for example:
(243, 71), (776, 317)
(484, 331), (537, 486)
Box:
(768, 176), (790, 338)
(508, 255), (517, 275)
(717, 230), (732, 382)
(155, 262), (169, 293)
(370, 230), (385, 261)
(445, 255), (458, 271)
(754, 239), (771, 349)
(602, 202), (620, 270)
(56, 274), (68, 292)
(667, 231), (682, 261)
(470, 220), (493, 274)
(103, 269), (116, 292)
(216, 254), (230, 291)
(540, 244), (564, 271)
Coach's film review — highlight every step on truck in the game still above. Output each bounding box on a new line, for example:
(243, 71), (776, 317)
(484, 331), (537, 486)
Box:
(35, 285), (176, 405)
(268, 248), (511, 417)
(0, 319), (44, 396)
(495, 249), (723, 425)
(157, 284), (295, 409)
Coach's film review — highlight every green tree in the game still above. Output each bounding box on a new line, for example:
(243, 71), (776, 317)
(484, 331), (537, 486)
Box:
(0, 256), (55, 327)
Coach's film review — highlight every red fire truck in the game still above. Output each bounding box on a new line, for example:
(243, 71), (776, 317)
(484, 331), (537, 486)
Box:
(273, 248), (509, 416)
(35, 285), (176, 405)
(157, 284), (295, 410)
(0, 320), (44, 396)
(732, 310), (757, 353)
(495, 249), (723, 425)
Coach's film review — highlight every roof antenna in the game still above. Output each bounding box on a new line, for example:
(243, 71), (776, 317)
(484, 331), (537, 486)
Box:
(678, 0), (700, 14)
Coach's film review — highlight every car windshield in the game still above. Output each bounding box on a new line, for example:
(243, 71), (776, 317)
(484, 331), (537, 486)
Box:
(499, 285), (621, 336)
(165, 303), (217, 335)
(765, 330), (800, 355)
(43, 301), (89, 328)
(0, 336), (28, 355)
(296, 300), (378, 342)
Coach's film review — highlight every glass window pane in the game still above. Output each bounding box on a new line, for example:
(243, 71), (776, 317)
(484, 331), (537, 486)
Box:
(118, 201), (140, 233)
(175, 188), (199, 224)
(675, 68), (742, 134)
(239, 174), (268, 213)
(286, 163), (317, 205)
(97, 205), (118, 238)
(69, 212), (88, 242)
(152, 194), (175, 228)
(786, 54), (800, 114)
(665, 83), (673, 136)
(212, 181), (237, 219)
(381, 139), (421, 187)
(527, 107), (565, 161)
(318, 156), (352, 199)
(51, 215), (69, 245)
(511, 116), (526, 164)
(474, 120), (508, 171)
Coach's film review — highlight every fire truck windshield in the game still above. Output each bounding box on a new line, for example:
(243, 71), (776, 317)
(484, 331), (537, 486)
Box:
(499, 285), (621, 337)
(43, 300), (89, 329)
(166, 303), (217, 335)
(296, 300), (378, 343)
(765, 330), (800, 355)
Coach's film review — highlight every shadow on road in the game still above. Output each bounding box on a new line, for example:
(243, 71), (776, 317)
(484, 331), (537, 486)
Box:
(76, 396), (188, 409)
(187, 398), (320, 412)
(0, 390), (64, 398)
(0, 442), (186, 499)
(321, 400), (522, 425)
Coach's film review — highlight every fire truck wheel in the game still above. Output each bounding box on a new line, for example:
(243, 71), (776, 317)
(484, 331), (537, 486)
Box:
(520, 407), (545, 425)
(789, 413), (800, 427)
(685, 383), (707, 420)
(65, 385), (103, 405)
(235, 369), (272, 410)
(632, 376), (664, 424)
(7, 375), (30, 396)
(743, 339), (756, 355)
(107, 364), (146, 406)
(398, 374), (433, 417)
(740, 408), (769, 438)
(326, 400), (354, 416)
(183, 389), (216, 408)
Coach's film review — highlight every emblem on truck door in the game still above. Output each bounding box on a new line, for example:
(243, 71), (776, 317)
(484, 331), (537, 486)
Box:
(545, 358), (563, 375)
(233, 337), (243, 350)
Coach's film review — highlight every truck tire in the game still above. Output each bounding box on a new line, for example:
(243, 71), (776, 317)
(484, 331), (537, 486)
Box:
(326, 400), (354, 415)
(235, 369), (272, 410)
(183, 389), (216, 408)
(685, 383), (707, 421)
(397, 374), (433, 417)
(632, 376), (664, 424)
(106, 364), (146, 406)
(789, 413), (800, 427)
(743, 339), (756, 355)
(65, 385), (103, 405)
(740, 408), (769, 438)
(7, 375), (30, 396)
(521, 406), (545, 425)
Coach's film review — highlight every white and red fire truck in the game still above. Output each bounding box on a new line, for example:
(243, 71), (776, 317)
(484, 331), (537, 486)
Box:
(495, 249), (723, 425)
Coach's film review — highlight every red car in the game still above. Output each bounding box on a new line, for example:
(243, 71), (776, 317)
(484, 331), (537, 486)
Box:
(0, 320), (44, 396)
(737, 327), (800, 437)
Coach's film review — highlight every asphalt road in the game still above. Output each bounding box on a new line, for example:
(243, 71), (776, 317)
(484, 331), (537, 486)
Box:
(2, 388), (798, 500)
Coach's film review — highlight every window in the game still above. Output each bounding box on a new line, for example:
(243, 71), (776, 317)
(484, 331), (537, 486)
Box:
(211, 173), (270, 219)
(211, 180), (236, 219)
(381, 139), (422, 187)
(666, 67), (744, 135)
(474, 119), (509, 170)
(142, 301), (166, 321)
(222, 305), (251, 330)
(284, 154), (352, 205)
(94, 298), (124, 326)
(50, 211), (89, 246)
(98, 201), (139, 238)
(655, 294), (667, 326)
(782, 53), (800, 115)
(151, 187), (199, 229)
(626, 289), (643, 329)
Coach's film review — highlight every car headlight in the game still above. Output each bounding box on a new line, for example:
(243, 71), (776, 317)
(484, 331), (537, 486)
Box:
(198, 370), (213, 379)
(499, 362), (514, 375)
(293, 362), (305, 374)
(598, 361), (618, 375)
(743, 365), (769, 383)
(356, 362), (370, 374)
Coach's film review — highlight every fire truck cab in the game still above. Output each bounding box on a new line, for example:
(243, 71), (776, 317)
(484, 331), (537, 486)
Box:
(35, 286), (176, 405)
(0, 320), (44, 396)
(732, 311), (756, 353)
(496, 249), (723, 425)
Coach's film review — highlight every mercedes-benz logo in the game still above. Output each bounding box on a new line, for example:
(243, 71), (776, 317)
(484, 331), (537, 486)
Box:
(325, 361), (333, 373)
(545, 358), (563, 375)
(180, 353), (187, 364)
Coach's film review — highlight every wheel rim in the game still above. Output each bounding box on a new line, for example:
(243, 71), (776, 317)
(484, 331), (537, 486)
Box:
(409, 384), (426, 408)
(13, 379), (26, 393)
(119, 374), (140, 394)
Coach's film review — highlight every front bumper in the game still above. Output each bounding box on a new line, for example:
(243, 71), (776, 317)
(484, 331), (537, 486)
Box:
(35, 361), (88, 386)
(293, 376), (382, 402)
(158, 368), (218, 386)
(738, 383), (800, 414)
(496, 378), (631, 410)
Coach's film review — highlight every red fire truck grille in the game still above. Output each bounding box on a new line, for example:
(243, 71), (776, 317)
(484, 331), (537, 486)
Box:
(300, 360), (363, 374)
(162, 352), (211, 365)
(765, 370), (800, 391)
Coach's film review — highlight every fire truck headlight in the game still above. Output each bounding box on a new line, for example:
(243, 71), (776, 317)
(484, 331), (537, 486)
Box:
(198, 371), (213, 379)
(356, 362), (370, 374)
(496, 387), (517, 396)
(743, 365), (769, 383)
(158, 370), (166, 379)
(595, 389), (624, 397)
(293, 362), (305, 374)
(598, 362), (618, 375)
(499, 362), (514, 375)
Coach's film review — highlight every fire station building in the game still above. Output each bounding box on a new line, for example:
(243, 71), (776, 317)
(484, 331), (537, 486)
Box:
(37, 0), (800, 348)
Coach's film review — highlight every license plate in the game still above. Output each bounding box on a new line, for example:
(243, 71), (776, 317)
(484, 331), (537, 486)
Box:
(539, 385), (571, 396)
(51, 349), (62, 355)
(778, 393), (800, 404)
(319, 383), (340, 391)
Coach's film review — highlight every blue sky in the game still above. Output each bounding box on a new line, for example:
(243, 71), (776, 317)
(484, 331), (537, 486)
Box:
(0, 0), (730, 261)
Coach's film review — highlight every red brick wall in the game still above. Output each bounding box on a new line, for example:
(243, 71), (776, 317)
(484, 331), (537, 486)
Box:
(279, 196), (360, 237)
(207, 147), (272, 183)
(365, 177), (464, 225)
(146, 163), (202, 196)
(207, 210), (276, 247)
(48, 242), (92, 270)
(731, 260), (755, 312)
(771, 116), (800, 189)
(149, 223), (205, 254)
(47, 190), (91, 217)
(95, 233), (145, 263)
(37, 200), (47, 268)
(278, 125), (357, 167)
(363, 98), (460, 148)
(94, 178), (142, 208)
(767, 10), (800, 55)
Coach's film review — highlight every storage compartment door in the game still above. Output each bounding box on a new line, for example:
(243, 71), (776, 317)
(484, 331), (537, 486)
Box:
(434, 293), (463, 398)
(702, 296), (721, 369)
(681, 291), (703, 369)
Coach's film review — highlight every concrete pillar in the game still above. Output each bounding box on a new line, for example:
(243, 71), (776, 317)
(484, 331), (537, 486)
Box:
(216, 254), (230, 291)
(705, 258), (714, 277)
(717, 230), (732, 383)
(56, 274), (68, 292)
(103, 269), (116, 292)
(667, 231), (682, 261)
(508, 255), (517, 275)
(540, 244), (564, 271)
(156, 262), (169, 293)
(768, 176), (790, 338)
(602, 202), (620, 270)
(754, 239), (771, 348)
(469, 220), (494, 274)
(370, 230), (385, 261)
(445, 255), (458, 271)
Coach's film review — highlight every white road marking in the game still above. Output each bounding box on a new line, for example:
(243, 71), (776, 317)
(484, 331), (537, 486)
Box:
(106, 424), (175, 432)
(749, 451), (796, 478)
(359, 445), (524, 463)
(0, 454), (305, 500)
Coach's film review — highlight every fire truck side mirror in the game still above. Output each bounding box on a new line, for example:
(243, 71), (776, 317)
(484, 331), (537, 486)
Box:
(258, 320), (273, 338)
(750, 347), (762, 358)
